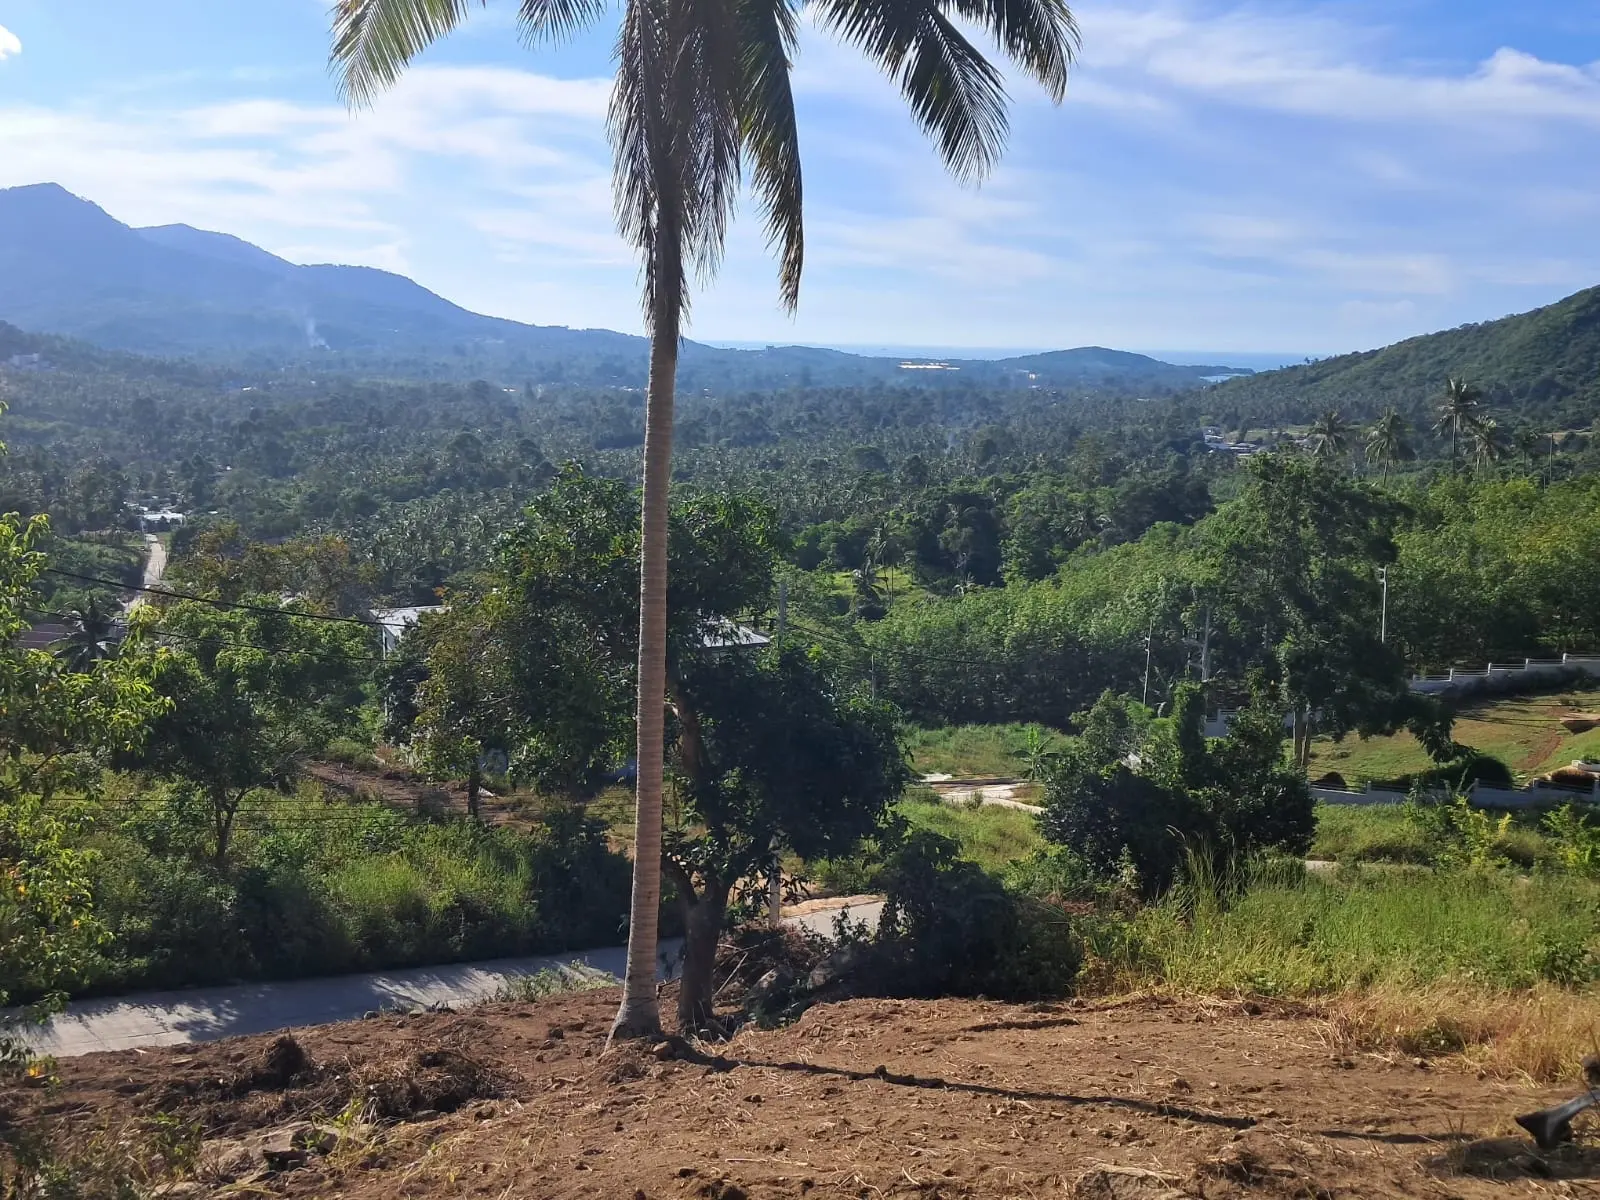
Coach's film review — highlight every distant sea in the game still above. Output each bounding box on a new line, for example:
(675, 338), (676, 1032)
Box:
(704, 340), (1308, 372)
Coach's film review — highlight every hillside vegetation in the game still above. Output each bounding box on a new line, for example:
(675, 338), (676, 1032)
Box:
(1215, 284), (1600, 428)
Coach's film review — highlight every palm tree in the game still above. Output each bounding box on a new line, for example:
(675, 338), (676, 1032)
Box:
(1469, 417), (1508, 476)
(1513, 427), (1546, 478)
(1306, 409), (1352, 461)
(1365, 407), (1414, 483)
(59, 598), (119, 672)
(331, 0), (1079, 1041)
(1434, 377), (1482, 469)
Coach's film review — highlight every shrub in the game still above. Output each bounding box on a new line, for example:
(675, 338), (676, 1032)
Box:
(71, 787), (633, 996)
(866, 832), (1079, 1000)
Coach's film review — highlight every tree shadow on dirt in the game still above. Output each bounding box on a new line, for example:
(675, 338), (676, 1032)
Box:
(680, 1048), (1256, 1130)
(1424, 1135), (1600, 1183)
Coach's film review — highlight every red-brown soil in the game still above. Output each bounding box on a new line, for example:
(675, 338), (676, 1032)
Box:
(7, 989), (1597, 1198)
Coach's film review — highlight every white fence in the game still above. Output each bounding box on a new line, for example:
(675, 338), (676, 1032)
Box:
(1204, 652), (1600, 738)
(1408, 654), (1600, 698)
(1312, 778), (1600, 810)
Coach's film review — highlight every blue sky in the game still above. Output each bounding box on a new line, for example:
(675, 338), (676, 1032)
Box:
(1, 1), (1598, 358)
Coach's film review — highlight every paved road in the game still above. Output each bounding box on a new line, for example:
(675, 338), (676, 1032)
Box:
(141, 532), (168, 591)
(122, 533), (168, 617)
(925, 777), (1044, 814)
(15, 900), (884, 1059)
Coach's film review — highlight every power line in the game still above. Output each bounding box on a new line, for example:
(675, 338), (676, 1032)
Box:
(41, 567), (407, 629)
(26, 607), (390, 665)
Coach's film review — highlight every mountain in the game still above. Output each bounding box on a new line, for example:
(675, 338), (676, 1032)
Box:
(0, 183), (1249, 391)
(1212, 286), (1600, 425)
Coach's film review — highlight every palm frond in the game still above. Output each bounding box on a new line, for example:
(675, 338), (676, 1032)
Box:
(517, 0), (608, 44)
(675, 0), (743, 278)
(947, 0), (1078, 100)
(813, 0), (1008, 181)
(737, 0), (804, 310)
(611, 0), (675, 323)
(331, 0), (479, 106)
(611, 0), (742, 327)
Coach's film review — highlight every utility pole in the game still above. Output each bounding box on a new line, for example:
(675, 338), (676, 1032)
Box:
(1199, 606), (1211, 684)
(1142, 618), (1154, 706)
(1378, 567), (1388, 644)
(769, 576), (790, 928)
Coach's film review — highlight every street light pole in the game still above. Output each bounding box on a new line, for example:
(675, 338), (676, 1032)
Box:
(1142, 618), (1154, 706)
(1378, 567), (1388, 644)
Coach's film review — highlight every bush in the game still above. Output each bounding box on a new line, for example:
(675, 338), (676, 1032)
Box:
(1041, 762), (1203, 895)
(864, 832), (1079, 1000)
(71, 787), (633, 996)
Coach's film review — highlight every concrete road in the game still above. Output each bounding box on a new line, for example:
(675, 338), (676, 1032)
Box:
(925, 777), (1044, 814)
(15, 899), (884, 1059)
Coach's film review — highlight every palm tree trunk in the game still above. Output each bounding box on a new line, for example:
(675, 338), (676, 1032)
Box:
(611, 313), (679, 1043)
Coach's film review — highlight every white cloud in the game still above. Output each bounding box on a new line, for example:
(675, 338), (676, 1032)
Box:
(1077, 4), (1600, 130)
(0, 24), (20, 61)
(4, 2), (1600, 354)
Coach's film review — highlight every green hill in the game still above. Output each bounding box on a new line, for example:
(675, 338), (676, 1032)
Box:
(1213, 285), (1600, 428)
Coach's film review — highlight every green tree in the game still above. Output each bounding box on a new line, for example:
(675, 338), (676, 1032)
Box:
(671, 648), (908, 1025)
(121, 602), (371, 863)
(1365, 407), (1414, 483)
(0, 514), (163, 1065)
(1199, 454), (1405, 765)
(1434, 377), (1483, 469)
(331, 0), (1081, 1043)
(1040, 683), (1312, 895)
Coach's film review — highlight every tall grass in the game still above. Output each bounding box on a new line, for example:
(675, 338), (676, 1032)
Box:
(903, 723), (1055, 778)
(76, 784), (633, 997)
(1090, 862), (1599, 996)
(896, 794), (1044, 875)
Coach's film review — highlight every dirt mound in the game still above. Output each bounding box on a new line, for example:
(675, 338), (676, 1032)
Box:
(355, 1046), (508, 1119)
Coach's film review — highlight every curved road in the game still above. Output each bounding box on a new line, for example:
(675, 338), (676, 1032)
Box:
(15, 899), (884, 1059)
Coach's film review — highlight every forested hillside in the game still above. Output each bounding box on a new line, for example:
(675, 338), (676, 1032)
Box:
(1215, 284), (1600, 429)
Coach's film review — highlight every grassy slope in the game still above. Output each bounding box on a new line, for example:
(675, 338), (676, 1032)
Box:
(904, 723), (1056, 778)
(1309, 688), (1600, 783)
(897, 794), (1044, 875)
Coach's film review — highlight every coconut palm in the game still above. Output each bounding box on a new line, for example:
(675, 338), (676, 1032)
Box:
(59, 598), (119, 672)
(1513, 427), (1548, 478)
(1434, 377), (1482, 469)
(1306, 409), (1352, 462)
(1365, 407), (1414, 483)
(1469, 417), (1508, 476)
(331, 0), (1080, 1041)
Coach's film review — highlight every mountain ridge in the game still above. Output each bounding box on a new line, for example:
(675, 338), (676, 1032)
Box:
(0, 182), (1247, 391)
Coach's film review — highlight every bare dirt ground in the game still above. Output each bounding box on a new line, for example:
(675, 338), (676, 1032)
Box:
(8, 987), (1595, 1199)
(303, 761), (516, 825)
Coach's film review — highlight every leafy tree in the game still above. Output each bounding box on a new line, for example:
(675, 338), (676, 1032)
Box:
(1198, 454), (1405, 763)
(1040, 683), (1312, 895)
(1365, 407), (1414, 482)
(0, 514), (162, 1061)
(332, 0), (1081, 1044)
(671, 648), (908, 1025)
(120, 601), (371, 863)
(1434, 377), (1483, 469)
